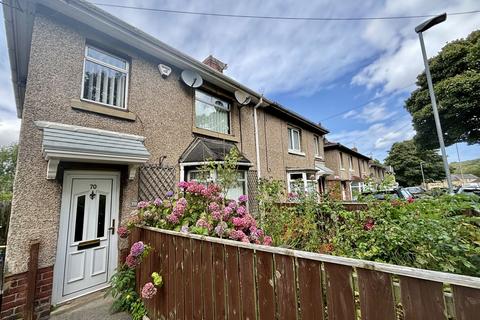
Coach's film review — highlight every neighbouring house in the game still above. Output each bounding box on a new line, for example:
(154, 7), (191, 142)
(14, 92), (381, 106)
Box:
(426, 173), (479, 190)
(324, 142), (371, 201)
(1, 0), (332, 316)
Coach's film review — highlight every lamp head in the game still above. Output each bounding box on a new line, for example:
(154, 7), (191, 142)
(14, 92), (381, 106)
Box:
(415, 13), (447, 33)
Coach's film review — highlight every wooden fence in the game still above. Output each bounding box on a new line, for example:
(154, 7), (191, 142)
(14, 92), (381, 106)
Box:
(132, 226), (480, 320)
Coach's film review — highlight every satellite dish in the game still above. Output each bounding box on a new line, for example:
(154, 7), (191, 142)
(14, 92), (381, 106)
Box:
(234, 90), (251, 105)
(181, 70), (203, 88)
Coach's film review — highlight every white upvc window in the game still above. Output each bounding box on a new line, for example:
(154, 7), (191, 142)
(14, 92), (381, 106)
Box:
(349, 155), (354, 171)
(186, 169), (246, 200)
(288, 127), (302, 154)
(314, 135), (320, 157)
(287, 172), (317, 194)
(82, 45), (129, 109)
(339, 152), (345, 170)
(195, 90), (231, 134)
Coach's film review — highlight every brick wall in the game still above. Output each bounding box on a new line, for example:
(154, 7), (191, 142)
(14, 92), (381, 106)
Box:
(1, 266), (53, 320)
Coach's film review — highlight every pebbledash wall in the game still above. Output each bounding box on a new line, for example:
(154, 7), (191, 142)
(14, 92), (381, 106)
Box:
(4, 8), (325, 312)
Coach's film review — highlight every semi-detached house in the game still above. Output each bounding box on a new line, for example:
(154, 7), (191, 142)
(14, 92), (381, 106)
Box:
(1, 0), (334, 316)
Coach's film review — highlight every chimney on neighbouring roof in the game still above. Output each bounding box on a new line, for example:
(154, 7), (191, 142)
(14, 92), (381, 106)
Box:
(352, 147), (358, 152)
(202, 55), (228, 73)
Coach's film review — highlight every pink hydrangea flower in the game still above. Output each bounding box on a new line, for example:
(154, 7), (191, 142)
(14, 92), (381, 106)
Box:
(228, 201), (237, 208)
(166, 213), (180, 224)
(166, 191), (174, 198)
(196, 218), (211, 230)
(238, 195), (248, 203)
(125, 254), (138, 268)
(212, 210), (223, 221)
(130, 241), (145, 257)
(214, 221), (228, 237)
(236, 206), (247, 216)
(178, 181), (189, 189)
(117, 226), (129, 239)
(141, 282), (157, 299)
(137, 201), (150, 209)
(263, 236), (273, 246)
(208, 202), (220, 212)
(229, 229), (246, 241)
(153, 198), (163, 206)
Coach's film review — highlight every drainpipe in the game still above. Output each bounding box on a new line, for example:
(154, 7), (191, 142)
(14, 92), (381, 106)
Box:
(253, 97), (263, 179)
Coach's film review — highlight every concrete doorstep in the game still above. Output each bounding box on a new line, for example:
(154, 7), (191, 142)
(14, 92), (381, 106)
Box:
(50, 290), (131, 320)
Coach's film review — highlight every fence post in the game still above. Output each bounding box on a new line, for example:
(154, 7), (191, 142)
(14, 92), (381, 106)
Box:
(24, 241), (40, 320)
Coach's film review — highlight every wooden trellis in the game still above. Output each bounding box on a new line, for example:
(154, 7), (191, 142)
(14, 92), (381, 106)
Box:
(138, 165), (176, 201)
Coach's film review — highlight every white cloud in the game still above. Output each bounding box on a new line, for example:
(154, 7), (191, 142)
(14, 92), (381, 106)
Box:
(0, 119), (20, 146)
(342, 102), (397, 123)
(329, 115), (415, 160)
(352, 0), (480, 93)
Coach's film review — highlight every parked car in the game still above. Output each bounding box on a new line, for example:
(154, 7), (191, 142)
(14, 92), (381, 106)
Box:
(456, 184), (480, 197)
(362, 188), (414, 201)
(405, 186), (428, 199)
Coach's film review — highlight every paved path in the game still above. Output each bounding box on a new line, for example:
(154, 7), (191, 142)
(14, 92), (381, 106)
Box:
(50, 292), (131, 320)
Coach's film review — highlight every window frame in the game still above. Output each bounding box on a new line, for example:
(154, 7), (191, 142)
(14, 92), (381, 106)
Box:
(288, 127), (304, 155)
(313, 135), (321, 157)
(339, 152), (345, 170)
(349, 155), (354, 172)
(287, 172), (318, 194)
(80, 45), (130, 110)
(194, 90), (232, 135)
(186, 167), (247, 200)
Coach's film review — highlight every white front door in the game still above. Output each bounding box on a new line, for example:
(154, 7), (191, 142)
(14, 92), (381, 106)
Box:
(53, 171), (120, 304)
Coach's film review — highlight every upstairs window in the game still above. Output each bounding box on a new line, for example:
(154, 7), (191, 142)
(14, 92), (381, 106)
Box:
(195, 90), (231, 134)
(313, 135), (320, 157)
(82, 46), (129, 109)
(349, 155), (354, 171)
(288, 127), (302, 153)
(340, 152), (344, 169)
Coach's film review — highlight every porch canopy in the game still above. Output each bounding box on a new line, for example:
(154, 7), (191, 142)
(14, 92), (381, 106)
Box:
(180, 137), (252, 166)
(315, 162), (334, 177)
(35, 121), (150, 179)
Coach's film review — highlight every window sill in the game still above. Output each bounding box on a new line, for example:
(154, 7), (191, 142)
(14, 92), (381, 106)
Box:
(192, 127), (239, 142)
(71, 99), (136, 121)
(288, 150), (306, 157)
(314, 156), (324, 160)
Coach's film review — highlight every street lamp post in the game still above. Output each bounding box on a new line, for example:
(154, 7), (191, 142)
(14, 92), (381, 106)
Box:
(420, 162), (426, 189)
(415, 13), (453, 194)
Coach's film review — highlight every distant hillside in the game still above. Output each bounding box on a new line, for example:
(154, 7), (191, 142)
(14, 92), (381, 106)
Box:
(450, 159), (480, 177)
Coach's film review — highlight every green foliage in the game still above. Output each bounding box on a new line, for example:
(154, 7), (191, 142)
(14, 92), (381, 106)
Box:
(257, 179), (321, 252)
(106, 266), (146, 320)
(450, 158), (480, 177)
(405, 29), (480, 148)
(385, 139), (445, 186)
(328, 195), (480, 276)
(0, 144), (18, 201)
(202, 147), (241, 199)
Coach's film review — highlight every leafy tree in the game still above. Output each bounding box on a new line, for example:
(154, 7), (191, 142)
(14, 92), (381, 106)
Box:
(450, 158), (480, 177)
(385, 140), (444, 186)
(0, 144), (18, 201)
(405, 30), (480, 149)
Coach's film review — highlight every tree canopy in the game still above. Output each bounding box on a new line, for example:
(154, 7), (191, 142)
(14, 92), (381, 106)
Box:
(405, 29), (480, 149)
(0, 144), (18, 201)
(385, 140), (445, 187)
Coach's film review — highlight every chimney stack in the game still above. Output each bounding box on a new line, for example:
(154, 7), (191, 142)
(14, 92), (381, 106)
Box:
(202, 55), (228, 73)
(352, 147), (358, 152)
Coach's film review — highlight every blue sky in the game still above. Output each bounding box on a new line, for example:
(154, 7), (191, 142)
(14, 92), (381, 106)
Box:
(0, 0), (479, 162)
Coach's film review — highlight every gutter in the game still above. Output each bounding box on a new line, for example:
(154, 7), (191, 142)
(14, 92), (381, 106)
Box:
(253, 97), (264, 179)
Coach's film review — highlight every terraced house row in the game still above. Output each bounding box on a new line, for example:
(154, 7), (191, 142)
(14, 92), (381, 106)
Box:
(1, 0), (390, 318)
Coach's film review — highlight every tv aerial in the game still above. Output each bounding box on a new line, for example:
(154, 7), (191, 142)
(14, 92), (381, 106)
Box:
(234, 90), (251, 105)
(181, 70), (203, 88)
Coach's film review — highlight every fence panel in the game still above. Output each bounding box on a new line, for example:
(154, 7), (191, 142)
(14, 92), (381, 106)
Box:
(136, 227), (480, 320)
(357, 269), (396, 320)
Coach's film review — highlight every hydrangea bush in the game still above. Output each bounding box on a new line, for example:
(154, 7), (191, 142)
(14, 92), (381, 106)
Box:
(125, 180), (272, 245)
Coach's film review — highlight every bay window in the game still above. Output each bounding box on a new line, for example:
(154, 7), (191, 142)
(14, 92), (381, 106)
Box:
(195, 90), (230, 134)
(82, 46), (128, 109)
(186, 169), (246, 200)
(287, 172), (318, 195)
